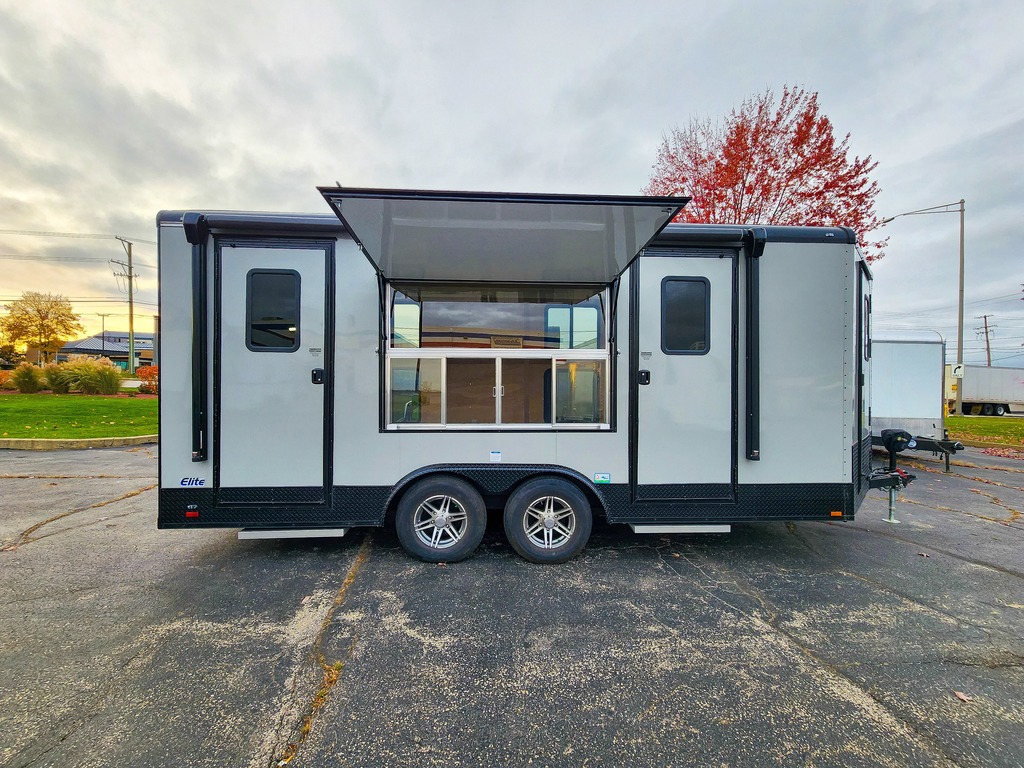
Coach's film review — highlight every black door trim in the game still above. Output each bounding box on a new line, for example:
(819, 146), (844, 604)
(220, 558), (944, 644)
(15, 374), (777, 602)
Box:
(212, 237), (336, 507)
(629, 249), (739, 504)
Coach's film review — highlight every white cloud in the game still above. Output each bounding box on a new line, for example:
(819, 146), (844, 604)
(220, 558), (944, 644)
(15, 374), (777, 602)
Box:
(0, 0), (1021, 362)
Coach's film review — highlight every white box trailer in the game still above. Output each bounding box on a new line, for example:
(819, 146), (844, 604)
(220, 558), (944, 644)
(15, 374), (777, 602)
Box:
(946, 364), (1024, 416)
(158, 187), (905, 563)
(870, 333), (963, 471)
(871, 333), (946, 438)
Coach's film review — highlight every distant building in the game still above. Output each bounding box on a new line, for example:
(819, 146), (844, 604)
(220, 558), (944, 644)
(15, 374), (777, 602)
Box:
(57, 331), (154, 369)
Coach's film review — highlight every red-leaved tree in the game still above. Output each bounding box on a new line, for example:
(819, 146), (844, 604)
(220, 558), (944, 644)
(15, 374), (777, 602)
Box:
(644, 86), (887, 261)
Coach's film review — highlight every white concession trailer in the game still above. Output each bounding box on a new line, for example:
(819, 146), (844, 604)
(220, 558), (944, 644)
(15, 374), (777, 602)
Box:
(158, 187), (906, 563)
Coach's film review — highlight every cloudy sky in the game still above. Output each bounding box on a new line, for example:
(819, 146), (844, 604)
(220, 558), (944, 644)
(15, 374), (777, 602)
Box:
(1, 0), (1022, 365)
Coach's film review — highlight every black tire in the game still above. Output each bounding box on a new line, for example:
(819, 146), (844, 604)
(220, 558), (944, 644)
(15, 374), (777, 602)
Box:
(994, 404), (1007, 417)
(503, 477), (592, 564)
(982, 403), (994, 416)
(394, 476), (487, 563)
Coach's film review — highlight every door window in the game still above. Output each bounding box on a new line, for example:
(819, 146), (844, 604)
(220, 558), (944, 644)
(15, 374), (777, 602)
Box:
(246, 270), (300, 351)
(662, 277), (709, 355)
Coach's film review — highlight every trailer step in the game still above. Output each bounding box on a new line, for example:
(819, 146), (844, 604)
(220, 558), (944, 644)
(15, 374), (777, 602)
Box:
(628, 524), (731, 534)
(238, 528), (349, 540)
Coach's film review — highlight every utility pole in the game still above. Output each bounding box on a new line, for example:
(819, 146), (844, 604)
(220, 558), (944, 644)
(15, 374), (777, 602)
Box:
(97, 313), (111, 354)
(975, 314), (996, 367)
(112, 237), (137, 373)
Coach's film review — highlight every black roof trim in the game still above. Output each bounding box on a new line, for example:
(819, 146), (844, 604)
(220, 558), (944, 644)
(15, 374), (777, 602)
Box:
(652, 223), (857, 248)
(157, 211), (855, 249)
(157, 210), (345, 235)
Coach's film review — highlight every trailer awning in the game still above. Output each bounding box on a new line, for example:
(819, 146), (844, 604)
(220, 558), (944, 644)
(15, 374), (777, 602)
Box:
(318, 187), (687, 284)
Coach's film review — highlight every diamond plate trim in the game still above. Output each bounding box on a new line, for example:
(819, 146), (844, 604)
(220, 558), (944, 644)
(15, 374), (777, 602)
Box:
(603, 483), (854, 523)
(218, 487), (324, 505)
(158, 486), (390, 528)
(633, 483), (734, 502)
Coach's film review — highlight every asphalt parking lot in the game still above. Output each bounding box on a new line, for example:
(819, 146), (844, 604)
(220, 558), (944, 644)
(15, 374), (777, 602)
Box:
(1, 446), (1021, 768)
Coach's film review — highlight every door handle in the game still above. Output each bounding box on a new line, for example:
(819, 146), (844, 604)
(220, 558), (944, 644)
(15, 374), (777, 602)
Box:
(638, 370), (651, 385)
(311, 368), (325, 385)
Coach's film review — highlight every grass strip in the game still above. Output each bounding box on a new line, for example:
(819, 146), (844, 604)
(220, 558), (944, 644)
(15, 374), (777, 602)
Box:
(945, 415), (1024, 447)
(0, 393), (158, 438)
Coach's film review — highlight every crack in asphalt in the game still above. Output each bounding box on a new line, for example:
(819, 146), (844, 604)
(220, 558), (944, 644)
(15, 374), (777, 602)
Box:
(965, 488), (1023, 525)
(903, 459), (1024, 493)
(780, 524), (1024, 646)
(891, 495), (1024, 531)
(269, 535), (372, 767)
(0, 474), (148, 479)
(839, 516), (1024, 581)
(653, 545), (968, 768)
(9, 627), (168, 768)
(780, 521), (1021, 640)
(903, 456), (1024, 476)
(1, 484), (157, 550)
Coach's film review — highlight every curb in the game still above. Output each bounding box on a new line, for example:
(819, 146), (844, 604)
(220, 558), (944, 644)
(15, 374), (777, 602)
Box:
(0, 434), (158, 451)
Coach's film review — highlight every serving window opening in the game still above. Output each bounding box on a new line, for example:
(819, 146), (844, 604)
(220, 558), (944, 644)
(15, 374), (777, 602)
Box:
(386, 283), (610, 429)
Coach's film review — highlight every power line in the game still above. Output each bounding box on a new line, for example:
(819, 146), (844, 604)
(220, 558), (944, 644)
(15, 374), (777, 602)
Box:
(874, 293), (1023, 318)
(0, 228), (156, 245)
(0, 253), (156, 269)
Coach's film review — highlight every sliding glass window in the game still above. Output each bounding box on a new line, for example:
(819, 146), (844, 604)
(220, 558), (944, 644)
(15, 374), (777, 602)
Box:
(386, 283), (610, 429)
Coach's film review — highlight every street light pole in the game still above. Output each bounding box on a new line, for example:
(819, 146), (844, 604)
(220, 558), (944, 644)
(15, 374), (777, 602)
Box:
(957, 199), (965, 418)
(881, 200), (966, 416)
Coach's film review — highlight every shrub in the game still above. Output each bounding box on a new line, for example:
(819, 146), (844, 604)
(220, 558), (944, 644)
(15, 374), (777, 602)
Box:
(44, 363), (72, 394)
(61, 356), (125, 395)
(0, 370), (13, 390)
(136, 365), (159, 395)
(11, 362), (43, 393)
(92, 365), (125, 395)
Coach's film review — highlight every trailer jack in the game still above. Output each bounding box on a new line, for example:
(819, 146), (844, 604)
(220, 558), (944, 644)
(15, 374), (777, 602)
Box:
(867, 430), (918, 524)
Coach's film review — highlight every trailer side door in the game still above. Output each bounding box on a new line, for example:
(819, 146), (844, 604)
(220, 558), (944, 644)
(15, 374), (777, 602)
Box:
(215, 242), (332, 504)
(633, 251), (736, 501)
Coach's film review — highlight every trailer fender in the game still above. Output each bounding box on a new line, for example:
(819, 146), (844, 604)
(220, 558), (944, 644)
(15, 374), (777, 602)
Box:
(384, 464), (609, 524)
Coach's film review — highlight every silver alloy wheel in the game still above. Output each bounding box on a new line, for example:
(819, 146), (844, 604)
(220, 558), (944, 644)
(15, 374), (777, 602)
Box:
(522, 495), (576, 549)
(413, 494), (469, 549)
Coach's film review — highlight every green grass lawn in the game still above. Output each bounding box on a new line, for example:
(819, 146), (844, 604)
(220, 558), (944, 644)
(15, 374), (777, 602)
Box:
(0, 393), (158, 439)
(945, 415), (1024, 446)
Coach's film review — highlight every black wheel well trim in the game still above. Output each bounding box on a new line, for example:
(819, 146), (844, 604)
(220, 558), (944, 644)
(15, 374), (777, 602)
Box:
(383, 464), (608, 523)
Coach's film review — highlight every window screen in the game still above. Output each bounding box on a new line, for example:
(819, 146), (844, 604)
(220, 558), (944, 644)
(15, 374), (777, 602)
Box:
(662, 277), (709, 354)
(247, 270), (300, 351)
